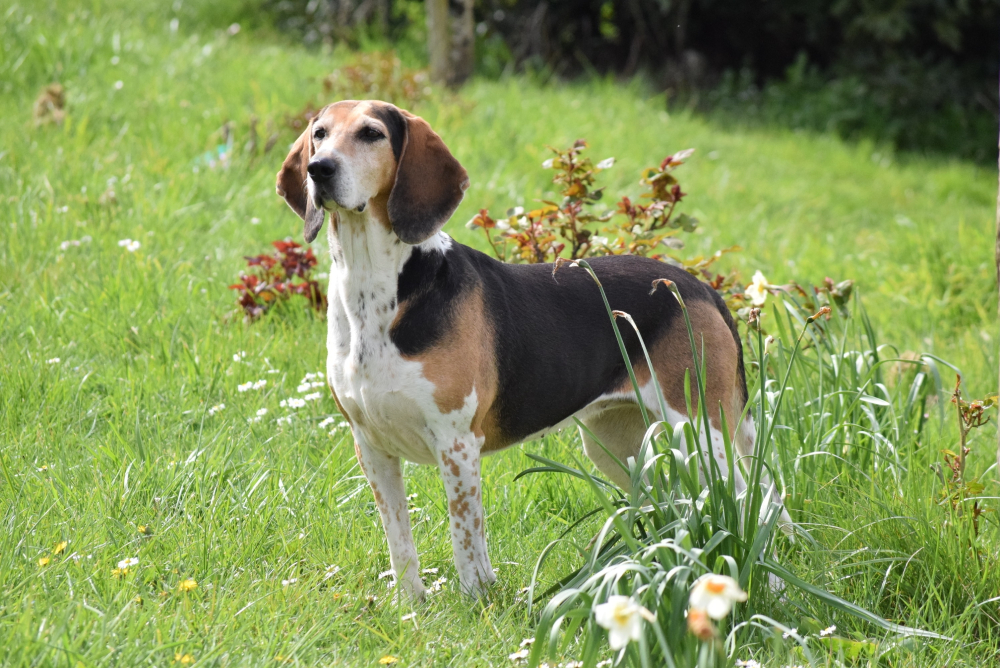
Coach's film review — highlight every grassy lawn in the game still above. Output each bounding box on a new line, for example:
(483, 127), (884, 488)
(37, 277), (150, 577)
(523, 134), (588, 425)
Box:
(2, 1), (998, 666)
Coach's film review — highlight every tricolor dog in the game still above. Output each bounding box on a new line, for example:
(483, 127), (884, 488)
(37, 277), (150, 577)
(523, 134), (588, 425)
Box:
(276, 100), (787, 599)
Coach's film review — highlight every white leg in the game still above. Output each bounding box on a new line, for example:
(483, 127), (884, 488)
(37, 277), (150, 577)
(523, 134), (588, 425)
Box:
(734, 416), (794, 532)
(437, 438), (495, 596)
(353, 432), (426, 600)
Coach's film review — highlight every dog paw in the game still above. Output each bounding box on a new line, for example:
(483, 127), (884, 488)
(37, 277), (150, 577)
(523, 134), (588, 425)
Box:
(394, 578), (427, 602)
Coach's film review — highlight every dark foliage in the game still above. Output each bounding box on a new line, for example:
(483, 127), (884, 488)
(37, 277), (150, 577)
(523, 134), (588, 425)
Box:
(476, 0), (998, 160)
(260, 0), (998, 161)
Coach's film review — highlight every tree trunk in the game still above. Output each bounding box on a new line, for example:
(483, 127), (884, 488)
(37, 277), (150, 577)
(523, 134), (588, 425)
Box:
(427, 0), (451, 84)
(427, 0), (474, 87)
(448, 0), (475, 86)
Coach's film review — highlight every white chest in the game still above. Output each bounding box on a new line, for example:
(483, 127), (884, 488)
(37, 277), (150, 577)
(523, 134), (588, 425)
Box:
(324, 215), (459, 464)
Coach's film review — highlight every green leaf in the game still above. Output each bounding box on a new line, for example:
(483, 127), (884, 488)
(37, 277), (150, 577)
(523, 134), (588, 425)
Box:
(760, 560), (949, 639)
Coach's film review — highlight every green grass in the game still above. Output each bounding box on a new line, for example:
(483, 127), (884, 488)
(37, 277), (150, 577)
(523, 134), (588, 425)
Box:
(1, 0), (999, 666)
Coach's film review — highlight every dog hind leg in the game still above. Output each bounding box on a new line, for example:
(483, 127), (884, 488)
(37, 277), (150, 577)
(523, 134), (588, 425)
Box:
(579, 404), (648, 489)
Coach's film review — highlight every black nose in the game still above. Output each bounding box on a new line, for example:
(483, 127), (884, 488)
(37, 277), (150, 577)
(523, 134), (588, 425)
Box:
(307, 158), (337, 180)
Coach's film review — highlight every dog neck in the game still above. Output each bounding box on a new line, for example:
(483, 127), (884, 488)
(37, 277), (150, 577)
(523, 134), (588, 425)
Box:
(324, 207), (451, 339)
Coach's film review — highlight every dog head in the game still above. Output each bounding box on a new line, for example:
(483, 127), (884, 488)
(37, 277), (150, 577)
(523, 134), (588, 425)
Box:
(276, 101), (470, 245)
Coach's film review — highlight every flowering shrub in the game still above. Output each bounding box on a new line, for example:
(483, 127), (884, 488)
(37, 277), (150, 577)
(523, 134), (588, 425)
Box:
(229, 240), (327, 321)
(466, 140), (744, 309)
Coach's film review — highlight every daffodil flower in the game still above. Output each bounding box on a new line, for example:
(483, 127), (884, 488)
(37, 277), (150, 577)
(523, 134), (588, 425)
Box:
(688, 573), (747, 620)
(593, 595), (655, 650)
(744, 270), (769, 307)
(686, 607), (715, 640)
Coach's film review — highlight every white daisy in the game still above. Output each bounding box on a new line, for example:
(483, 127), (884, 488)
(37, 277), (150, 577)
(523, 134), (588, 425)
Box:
(508, 649), (529, 662)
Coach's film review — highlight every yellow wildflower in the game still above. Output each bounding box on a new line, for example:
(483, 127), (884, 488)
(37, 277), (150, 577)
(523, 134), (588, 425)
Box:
(53, 540), (68, 555)
(178, 578), (198, 593)
(379, 656), (398, 665)
(38, 556), (51, 567)
(174, 652), (195, 664)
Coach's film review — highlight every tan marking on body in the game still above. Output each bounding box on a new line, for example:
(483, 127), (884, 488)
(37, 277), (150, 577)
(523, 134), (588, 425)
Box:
(633, 300), (740, 439)
(402, 286), (502, 445)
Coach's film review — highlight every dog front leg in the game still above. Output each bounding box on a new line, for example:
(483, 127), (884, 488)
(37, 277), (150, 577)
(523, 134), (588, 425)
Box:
(353, 434), (426, 600)
(437, 439), (496, 596)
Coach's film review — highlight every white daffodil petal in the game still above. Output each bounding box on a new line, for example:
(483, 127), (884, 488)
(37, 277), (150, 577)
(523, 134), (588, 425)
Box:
(706, 596), (732, 620)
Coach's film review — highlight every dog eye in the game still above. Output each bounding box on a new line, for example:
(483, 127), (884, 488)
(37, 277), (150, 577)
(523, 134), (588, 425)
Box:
(313, 127), (327, 141)
(361, 127), (384, 140)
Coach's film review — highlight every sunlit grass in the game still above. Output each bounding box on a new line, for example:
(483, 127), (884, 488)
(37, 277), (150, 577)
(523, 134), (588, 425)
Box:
(1, 0), (998, 665)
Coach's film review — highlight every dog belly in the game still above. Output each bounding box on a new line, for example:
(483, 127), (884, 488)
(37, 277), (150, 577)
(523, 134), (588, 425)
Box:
(514, 393), (635, 445)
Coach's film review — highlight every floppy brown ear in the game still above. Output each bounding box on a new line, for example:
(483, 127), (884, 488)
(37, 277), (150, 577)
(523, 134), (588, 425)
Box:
(387, 112), (469, 245)
(275, 120), (325, 243)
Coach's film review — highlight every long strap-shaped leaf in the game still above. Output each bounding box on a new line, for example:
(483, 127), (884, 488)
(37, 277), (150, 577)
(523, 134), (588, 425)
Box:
(759, 559), (949, 640)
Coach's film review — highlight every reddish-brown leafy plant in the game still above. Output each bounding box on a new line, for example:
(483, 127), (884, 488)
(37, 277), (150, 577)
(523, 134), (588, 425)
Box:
(934, 377), (997, 534)
(229, 240), (327, 321)
(466, 140), (744, 308)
